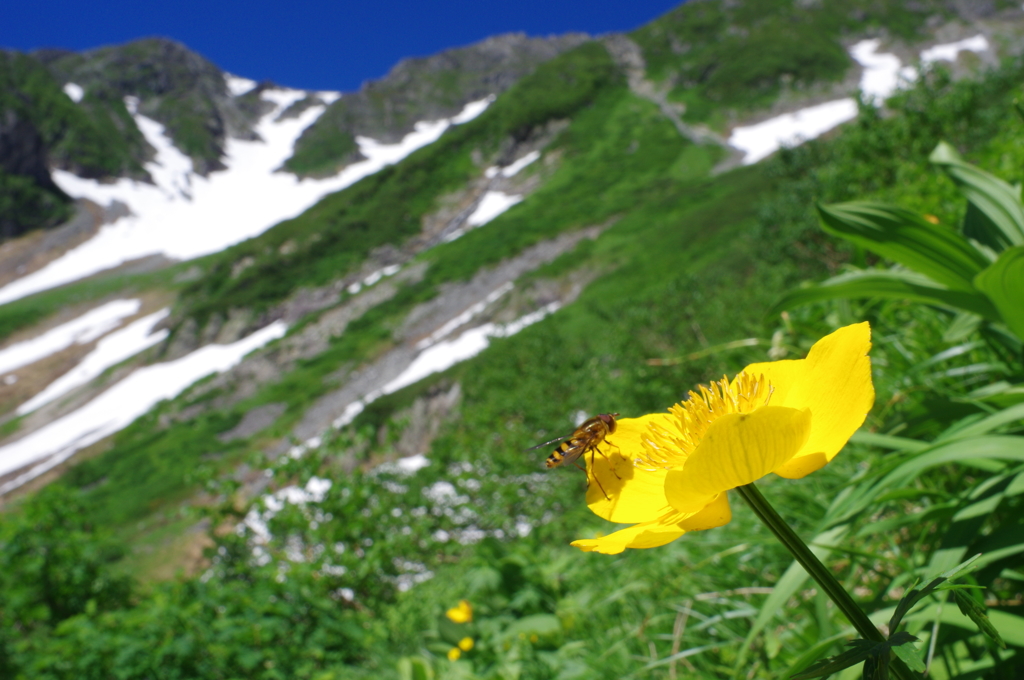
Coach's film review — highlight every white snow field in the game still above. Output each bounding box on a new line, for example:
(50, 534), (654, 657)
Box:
(0, 321), (287, 494)
(728, 35), (990, 164)
(0, 299), (142, 375)
(0, 90), (494, 306)
(17, 309), (170, 416)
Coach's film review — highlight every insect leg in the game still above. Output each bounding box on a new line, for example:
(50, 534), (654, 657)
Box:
(595, 443), (622, 480)
(588, 447), (611, 500)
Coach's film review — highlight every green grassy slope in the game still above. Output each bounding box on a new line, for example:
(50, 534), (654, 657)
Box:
(631, 0), (1015, 123)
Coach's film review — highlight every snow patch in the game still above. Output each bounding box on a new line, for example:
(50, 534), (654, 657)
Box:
(0, 321), (287, 493)
(921, 35), (989, 64)
(728, 100), (859, 165)
(485, 150), (541, 179)
(0, 299), (141, 374)
(468, 192), (523, 226)
(225, 74), (258, 96)
(0, 95), (495, 305)
(451, 94), (495, 123)
(17, 309), (170, 415)
(63, 83), (84, 103)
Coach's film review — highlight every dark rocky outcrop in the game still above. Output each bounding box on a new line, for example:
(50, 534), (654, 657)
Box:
(284, 32), (591, 176)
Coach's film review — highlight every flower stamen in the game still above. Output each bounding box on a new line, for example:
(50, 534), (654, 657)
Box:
(637, 372), (773, 469)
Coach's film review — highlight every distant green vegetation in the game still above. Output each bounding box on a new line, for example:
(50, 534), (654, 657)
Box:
(281, 119), (359, 176)
(0, 170), (71, 238)
(0, 51), (147, 237)
(630, 0), (992, 121)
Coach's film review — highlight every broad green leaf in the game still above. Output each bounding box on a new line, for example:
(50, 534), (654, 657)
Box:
(974, 246), (1024, 340)
(942, 311), (983, 343)
(850, 431), (928, 452)
(817, 202), (991, 291)
(875, 435), (1024, 497)
(930, 142), (1024, 249)
(936, 402), (1024, 442)
(769, 269), (1000, 320)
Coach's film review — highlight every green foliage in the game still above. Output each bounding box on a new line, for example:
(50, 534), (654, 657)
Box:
(0, 170), (72, 236)
(772, 149), (1024, 357)
(630, 0), (958, 120)
(283, 122), (359, 176)
(0, 486), (132, 675)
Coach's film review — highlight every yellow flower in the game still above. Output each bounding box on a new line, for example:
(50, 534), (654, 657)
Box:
(572, 323), (873, 555)
(445, 599), (473, 624)
(458, 637), (474, 651)
(447, 647), (461, 661)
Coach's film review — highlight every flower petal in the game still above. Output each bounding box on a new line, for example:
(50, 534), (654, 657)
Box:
(678, 491), (732, 531)
(665, 406), (811, 513)
(742, 322), (873, 478)
(585, 414), (675, 523)
(571, 512), (689, 555)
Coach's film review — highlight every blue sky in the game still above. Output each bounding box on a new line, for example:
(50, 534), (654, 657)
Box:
(2, 0), (683, 92)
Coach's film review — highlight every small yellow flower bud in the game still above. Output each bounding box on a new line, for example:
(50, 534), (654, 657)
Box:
(447, 647), (461, 661)
(458, 637), (474, 651)
(445, 599), (473, 623)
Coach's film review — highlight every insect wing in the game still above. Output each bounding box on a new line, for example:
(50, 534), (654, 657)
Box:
(525, 434), (571, 452)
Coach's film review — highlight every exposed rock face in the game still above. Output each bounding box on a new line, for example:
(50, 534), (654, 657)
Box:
(286, 32), (591, 175)
(43, 37), (262, 174)
(0, 109), (61, 194)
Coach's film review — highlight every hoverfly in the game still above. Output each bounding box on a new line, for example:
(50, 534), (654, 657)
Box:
(528, 413), (620, 499)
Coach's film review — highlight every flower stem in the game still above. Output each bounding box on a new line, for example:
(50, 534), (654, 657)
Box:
(735, 482), (918, 680)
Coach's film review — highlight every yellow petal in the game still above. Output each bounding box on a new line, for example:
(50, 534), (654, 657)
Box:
(665, 406), (811, 513)
(742, 322), (873, 478)
(445, 600), (472, 623)
(571, 511), (690, 554)
(678, 491), (732, 531)
(585, 414), (674, 523)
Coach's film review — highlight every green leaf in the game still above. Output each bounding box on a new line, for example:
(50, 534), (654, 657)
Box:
(974, 246), (1024, 341)
(769, 268), (1000, 320)
(849, 431), (929, 452)
(936, 402), (1024, 442)
(398, 656), (435, 680)
(954, 590), (1006, 648)
(930, 141), (1024, 250)
(790, 639), (881, 680)
(817, 201), (991, 291)
(942, 311), (983, 343)
(905, 606), (1024, 647)
(877, 435), (1024, 492)
(890, 633), (926, 674)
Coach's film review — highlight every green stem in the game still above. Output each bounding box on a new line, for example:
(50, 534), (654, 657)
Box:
(735, 482), (918, 680)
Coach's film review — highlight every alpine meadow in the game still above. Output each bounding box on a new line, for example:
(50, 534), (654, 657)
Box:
(1, 1), (1024, 678)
